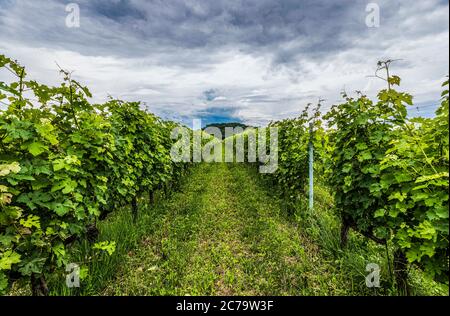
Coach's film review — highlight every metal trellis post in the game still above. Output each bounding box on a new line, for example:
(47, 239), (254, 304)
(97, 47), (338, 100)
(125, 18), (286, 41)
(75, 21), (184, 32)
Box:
(308, 122), (314, 210)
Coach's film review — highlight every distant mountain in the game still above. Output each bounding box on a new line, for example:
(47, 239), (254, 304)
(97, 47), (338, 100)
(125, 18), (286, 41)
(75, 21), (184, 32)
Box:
(202, 122), (252, 140)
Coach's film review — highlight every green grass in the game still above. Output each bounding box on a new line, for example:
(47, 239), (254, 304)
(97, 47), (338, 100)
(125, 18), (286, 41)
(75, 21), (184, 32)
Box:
(31, 162), (448, 296)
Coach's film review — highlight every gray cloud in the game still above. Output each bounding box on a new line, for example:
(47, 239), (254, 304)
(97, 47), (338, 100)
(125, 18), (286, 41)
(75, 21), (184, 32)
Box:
(0, 0), (448, 125)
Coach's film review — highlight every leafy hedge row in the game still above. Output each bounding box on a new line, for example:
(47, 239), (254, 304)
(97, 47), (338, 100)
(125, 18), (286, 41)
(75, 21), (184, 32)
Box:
(324, 70), (449, 289)
(265, 103), (329, 203)
(262, 63), (448, 290)
(0, 55), (190, 295)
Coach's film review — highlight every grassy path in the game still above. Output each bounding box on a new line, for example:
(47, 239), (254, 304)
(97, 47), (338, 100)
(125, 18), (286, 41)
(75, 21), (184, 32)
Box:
(102, 163), (341, 295)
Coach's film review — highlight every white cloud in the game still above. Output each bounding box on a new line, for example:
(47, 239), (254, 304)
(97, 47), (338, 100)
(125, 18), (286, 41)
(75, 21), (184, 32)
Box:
(0, 0), (448, 125)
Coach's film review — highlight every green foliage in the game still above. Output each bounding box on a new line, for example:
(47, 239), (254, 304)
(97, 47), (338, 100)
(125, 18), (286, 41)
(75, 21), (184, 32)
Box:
(377, 80), (449, 281)
(265, 103), (327, 202)
(0, 54), (190, 294)
(93, 241), (116, 256)
(1, 53), (447, 295)
(324, 68), (449, 282)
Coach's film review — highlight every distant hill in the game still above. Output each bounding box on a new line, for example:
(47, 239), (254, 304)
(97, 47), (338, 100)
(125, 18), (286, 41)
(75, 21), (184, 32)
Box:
(202, 122), (252, 140)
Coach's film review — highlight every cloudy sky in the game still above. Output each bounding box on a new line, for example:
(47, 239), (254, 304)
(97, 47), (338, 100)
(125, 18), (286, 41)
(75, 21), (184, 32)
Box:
(0, 0), (448, 126)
